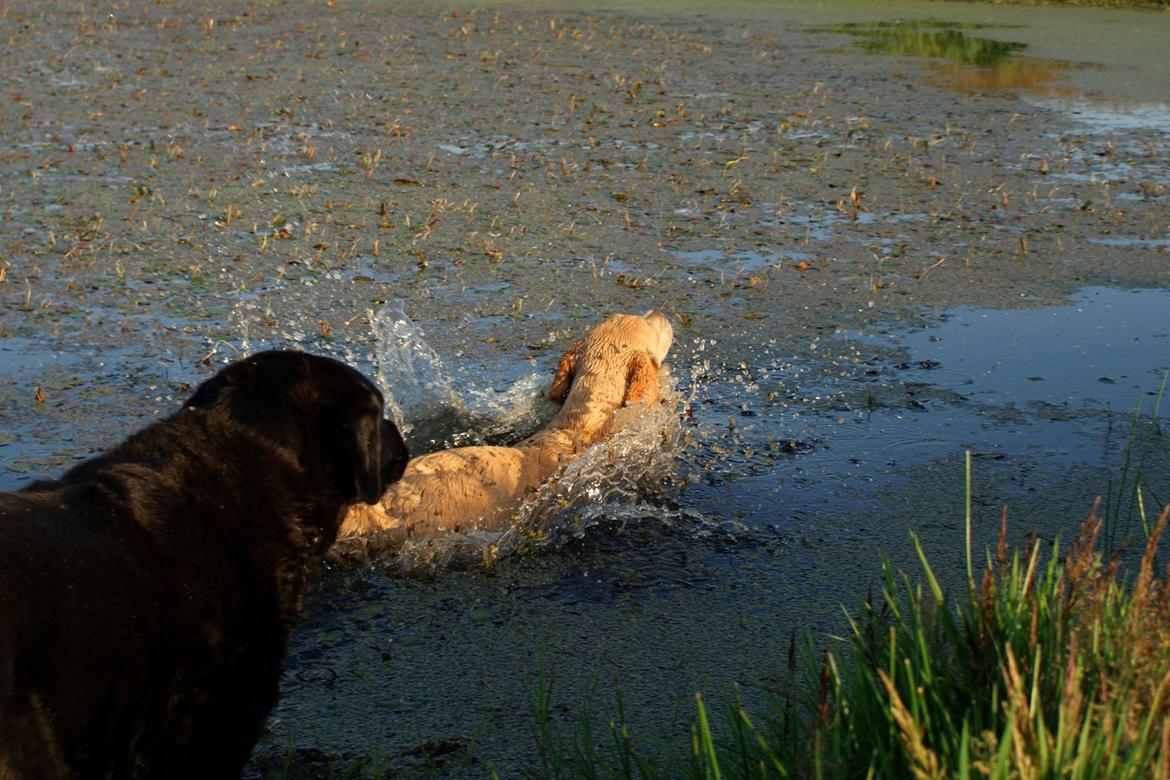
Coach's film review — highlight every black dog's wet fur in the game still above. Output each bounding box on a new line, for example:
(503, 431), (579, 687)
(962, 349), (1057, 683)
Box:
(0, 350), (408, 779)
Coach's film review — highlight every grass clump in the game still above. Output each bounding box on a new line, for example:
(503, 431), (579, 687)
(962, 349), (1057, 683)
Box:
(533, 495), (1170, 779)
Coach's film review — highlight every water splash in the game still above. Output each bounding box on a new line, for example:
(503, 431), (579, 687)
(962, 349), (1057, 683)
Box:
(368, 371), (687, 577)
(227, 280), (325, 361)
(370, 303), (555, 451)
(370, 302), (464, 437)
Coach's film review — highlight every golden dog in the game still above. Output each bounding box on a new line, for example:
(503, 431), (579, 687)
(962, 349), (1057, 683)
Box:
(338, 310), (672, 544)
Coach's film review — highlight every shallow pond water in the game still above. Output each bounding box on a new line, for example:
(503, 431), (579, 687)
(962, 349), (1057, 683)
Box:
(893, 286), (1169, 411)
(238, 281), (1169, 776)
(1, 0), (1169, 776)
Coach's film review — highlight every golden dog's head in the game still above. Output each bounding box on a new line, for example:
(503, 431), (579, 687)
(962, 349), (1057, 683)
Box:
(548, 310), (673, 408)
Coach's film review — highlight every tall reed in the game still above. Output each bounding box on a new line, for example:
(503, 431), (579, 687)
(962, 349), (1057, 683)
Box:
(533, 499), (1170, 779)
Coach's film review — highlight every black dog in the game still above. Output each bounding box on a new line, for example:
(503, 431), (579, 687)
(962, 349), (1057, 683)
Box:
(0, 350), (408, 779)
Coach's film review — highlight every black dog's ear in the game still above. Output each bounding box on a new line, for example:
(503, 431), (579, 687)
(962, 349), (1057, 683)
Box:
(330, 410), (408, 505)
(350, 412), (384, 504)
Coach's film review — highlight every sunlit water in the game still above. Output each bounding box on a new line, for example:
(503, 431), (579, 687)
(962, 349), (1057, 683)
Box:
(6, 285), (1166, 529)
(680, 286), (1169, 526)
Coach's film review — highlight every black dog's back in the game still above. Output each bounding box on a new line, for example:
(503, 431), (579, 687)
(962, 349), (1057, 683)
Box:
(1, 483), (202, 777)
(0, 351), (407, 778)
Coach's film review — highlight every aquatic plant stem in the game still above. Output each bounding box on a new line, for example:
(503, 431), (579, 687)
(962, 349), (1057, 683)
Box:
(966, 449), (974, 590)
(1151, 369), (1168, 436)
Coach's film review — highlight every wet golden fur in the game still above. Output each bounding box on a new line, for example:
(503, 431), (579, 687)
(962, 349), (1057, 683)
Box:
(338, 311), (672, 543)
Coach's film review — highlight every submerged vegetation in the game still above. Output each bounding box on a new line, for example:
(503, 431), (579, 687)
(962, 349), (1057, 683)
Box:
(532, 444), (1170, 779)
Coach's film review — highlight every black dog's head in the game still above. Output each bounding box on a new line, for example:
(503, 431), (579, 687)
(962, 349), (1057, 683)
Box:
(184, 351), (408, 504)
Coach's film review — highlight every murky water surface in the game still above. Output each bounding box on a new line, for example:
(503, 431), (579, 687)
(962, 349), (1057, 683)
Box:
(2, 0), (1169, 775)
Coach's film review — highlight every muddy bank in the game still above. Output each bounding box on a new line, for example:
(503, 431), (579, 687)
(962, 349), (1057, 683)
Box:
(1, 0), (1168, 776)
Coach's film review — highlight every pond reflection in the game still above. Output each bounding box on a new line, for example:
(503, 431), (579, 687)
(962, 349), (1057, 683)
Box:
(813, 20), (1082, 95)
(929, 59), (1078, 94)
